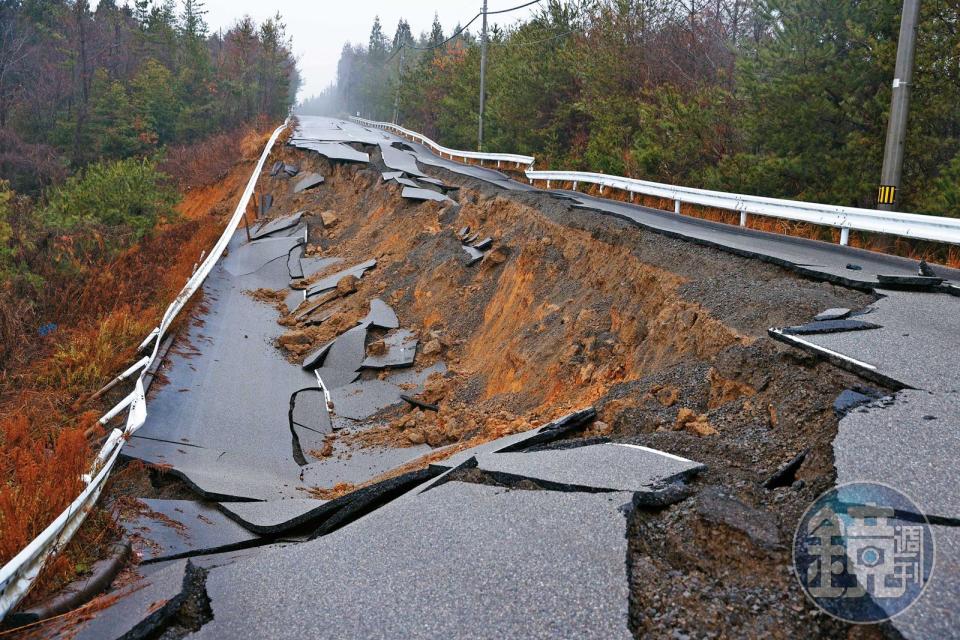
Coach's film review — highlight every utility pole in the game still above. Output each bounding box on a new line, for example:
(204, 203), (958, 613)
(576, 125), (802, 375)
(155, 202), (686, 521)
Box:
(478, 0), (488, 151)
(878, 0), (921, 211)
(393, 47), (404, 125)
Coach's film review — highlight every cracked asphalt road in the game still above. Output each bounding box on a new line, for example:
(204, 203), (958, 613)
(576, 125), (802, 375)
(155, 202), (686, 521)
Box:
(30, 116), (959, 640)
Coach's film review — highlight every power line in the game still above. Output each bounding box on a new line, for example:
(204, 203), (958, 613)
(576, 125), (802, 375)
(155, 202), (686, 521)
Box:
(384, 0), (545, 62)
(487, 0), (543, 16)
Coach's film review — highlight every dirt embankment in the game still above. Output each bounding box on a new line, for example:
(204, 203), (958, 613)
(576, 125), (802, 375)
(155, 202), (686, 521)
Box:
(246, 144), (883, 639)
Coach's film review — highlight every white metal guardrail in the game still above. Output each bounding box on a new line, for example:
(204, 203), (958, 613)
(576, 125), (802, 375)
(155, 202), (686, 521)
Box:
(0, 120), (289, 622)
(350, 116), (535, 169)
(525, 170), (960, 246)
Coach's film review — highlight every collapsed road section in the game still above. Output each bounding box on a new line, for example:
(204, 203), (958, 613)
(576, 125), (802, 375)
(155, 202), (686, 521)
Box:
(13, 116), (959, 640)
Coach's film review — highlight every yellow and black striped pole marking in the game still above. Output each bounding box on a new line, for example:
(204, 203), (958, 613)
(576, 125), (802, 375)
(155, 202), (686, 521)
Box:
(877, 185), (897, 205)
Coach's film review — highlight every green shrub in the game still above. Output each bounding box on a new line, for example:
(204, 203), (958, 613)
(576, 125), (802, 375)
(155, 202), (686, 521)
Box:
(43, 157), (179, 244)
(920, 154), (960, 218)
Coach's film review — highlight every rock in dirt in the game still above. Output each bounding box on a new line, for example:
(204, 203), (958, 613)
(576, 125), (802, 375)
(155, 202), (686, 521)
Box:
(653, 385), (679, 407)
(813, 307), (851, 322)
(483, 247), (509, 266)
(367, 339), (387, 356)
(278, 330), (312, 349)
(406, 429), (426, 445)
(421, 374), (449, 404)
(675, 407), (717, 437)
(422, 339), (442, 356)
(320, 210), (339, 228)
(336, 275), (358, 295)
(316, 440), (334, 458)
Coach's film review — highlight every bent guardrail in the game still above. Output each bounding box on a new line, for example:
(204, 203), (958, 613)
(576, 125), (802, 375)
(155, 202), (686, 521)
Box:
(350, 116), (535, 170)
(0, 120), (290, 622)
(525, 170), (960, 246)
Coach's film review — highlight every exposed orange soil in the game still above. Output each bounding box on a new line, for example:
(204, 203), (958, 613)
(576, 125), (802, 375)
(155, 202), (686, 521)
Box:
(252, 159), (758, 499)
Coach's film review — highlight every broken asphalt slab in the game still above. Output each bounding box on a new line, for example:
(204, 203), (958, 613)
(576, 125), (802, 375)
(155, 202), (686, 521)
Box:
(876, 274), (944, 288)
(401, 186), (453, 203)
(51, 559), (192, 640)
(814, 307), (851, 321)
(298, 255), (340, 281)
(217, 499), (335, 536)
(289, 140), (370, 163)
(289, 387), (333, 464)
(781, 318), (881, 335)
(472, 236), (493, 250)
(291, 172), (324, 193)
(471, 442), (705, 494)
(123, 437), (307, 502)
(462, 244), (484, 265)
(390, 176), (421, 188)
(311, 323), (368, 389)
(890, 524), (960, 640)
(834, 389), (960, 520)
(222, 235), (302, 277)
(193, 481), (633, 639)
(772, 290), (960, 392)
(249, 211), (303, 241)
(286, 244), (305, 279)
(326, 364), (442, 427)
(121, 499), (259, 563)
(328, 379), (409, 421)
(432, 408), (596, 469)
(379, 142), (427, 177)
(305, 259), (376, 298)
(299, 440), (434, 488)
(365, 298), (399, 329)
(361, 328), (417, 370)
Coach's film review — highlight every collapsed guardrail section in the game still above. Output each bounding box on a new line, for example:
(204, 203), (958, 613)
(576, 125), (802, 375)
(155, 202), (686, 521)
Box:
(0, 120), (290, 622)
(350, 116), (535, 170)
(525, 170), (960, 246)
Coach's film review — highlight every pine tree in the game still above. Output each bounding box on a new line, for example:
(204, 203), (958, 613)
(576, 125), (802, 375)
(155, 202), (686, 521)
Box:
(368, 16), (388, 60)
(428, 13), (443, 48)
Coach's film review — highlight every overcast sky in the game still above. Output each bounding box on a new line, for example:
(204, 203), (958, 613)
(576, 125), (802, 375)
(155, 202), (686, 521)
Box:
(112, 1), (545, 100)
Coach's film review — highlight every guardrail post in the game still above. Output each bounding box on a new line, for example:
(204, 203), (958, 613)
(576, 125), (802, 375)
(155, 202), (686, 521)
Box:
(546, 180), (551, 189)
(739, 212), (747, 227)
(497, 160), (501, 168)
(629, 192), (634, 203)
(674, 199), (681, 214)
(599, 185), (605, 194)
(572, 181), (578, 191)
(840, 227), (850, 246)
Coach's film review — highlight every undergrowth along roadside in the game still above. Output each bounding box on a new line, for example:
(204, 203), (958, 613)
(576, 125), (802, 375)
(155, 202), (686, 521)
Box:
(0, 125), (274, 607)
